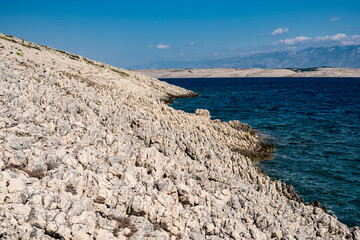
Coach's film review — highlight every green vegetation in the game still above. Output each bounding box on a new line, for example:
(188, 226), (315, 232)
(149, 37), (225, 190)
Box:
(16, 52), (23, 56)
(112, 228), (119, 237)
(69, 54), (80, 61)
(84, 58), (95, 65)
(286, 67), (320, 72)
(0, 35), (41, 51)
(83, 58), (107, 68)
(78, 70), (81, 74)
(111, 68), (130, 77)
(53, 49), (81, 61)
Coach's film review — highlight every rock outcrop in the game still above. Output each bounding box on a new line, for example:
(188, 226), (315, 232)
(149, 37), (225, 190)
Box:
(0, 33), (359, 239)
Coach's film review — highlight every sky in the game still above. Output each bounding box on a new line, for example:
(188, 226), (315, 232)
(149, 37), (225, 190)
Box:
(1, 0), (360, 68)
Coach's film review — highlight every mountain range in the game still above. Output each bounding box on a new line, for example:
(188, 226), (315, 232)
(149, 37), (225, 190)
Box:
(131, 45), (360, 69)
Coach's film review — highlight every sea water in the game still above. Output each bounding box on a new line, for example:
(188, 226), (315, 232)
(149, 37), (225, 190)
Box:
(162, 77), (360, 227)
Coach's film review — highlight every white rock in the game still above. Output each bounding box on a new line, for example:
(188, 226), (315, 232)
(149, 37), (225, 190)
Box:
(8, 177), (26, 192)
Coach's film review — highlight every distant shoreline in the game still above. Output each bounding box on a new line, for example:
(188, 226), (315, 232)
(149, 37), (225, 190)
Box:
(136, 67), (360, 78)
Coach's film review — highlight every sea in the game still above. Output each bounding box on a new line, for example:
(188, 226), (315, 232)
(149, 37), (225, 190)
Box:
(161, 77), (360, 227)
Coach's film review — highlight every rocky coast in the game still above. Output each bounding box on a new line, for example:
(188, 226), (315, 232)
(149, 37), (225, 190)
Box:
(0, 33), (359, 239)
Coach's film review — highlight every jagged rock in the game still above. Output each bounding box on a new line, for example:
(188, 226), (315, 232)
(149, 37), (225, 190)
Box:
(195, 109), (211, 119)
(0, 33), (357, 240)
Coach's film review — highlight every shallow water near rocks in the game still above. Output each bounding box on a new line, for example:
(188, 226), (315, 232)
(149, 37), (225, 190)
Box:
(162, 77), (360, 227)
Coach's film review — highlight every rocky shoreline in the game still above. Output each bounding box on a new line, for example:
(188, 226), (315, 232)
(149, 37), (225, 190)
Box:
(1, 33), (359, 239)
(136, 68), (360, 78)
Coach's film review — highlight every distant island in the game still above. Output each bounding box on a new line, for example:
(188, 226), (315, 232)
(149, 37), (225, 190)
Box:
(136, 67), (360, 78)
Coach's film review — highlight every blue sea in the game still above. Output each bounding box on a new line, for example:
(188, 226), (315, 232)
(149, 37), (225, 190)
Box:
(162, 77), (360, 227)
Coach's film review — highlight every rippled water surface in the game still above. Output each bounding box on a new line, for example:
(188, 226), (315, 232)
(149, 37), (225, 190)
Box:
(162, 77), (360, 227)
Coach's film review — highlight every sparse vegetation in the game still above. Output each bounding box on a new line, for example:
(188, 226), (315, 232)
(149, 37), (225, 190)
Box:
(0, 35), (41, 50)
(23, 168), (46, 179)
(286, 67), (320, 72)
(112, 228), (119, 237)
(84, 58), (95, 65)
(69, 54), (80, 61)
(61, 71), (99, 88)
(4, 161), (47, 179)
(46, 162), (57, 171)
(111, 216), (138, 238)
(53, 49), (81, 61)
(65, 184), (77, 195)
(153, 223), (162, 231)
(111, 68), (130, 77)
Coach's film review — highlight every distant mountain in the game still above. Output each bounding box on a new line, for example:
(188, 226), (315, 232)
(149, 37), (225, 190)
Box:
(131, 45), (360, 69)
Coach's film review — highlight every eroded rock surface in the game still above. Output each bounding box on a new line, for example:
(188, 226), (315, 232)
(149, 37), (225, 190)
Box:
(1, 33), (359, 239)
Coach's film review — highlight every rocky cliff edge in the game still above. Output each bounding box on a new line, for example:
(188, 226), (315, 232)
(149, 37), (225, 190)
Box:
(0, 33), (359, 240)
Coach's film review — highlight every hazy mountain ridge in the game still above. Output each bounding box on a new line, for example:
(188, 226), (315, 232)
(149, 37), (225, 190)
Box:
(132, 45), (360, 69)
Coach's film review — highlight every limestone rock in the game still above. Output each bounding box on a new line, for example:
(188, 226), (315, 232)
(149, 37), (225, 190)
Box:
(0, 33), (357, 240)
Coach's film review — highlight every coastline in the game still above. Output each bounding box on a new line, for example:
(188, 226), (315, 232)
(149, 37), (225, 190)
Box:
(1, 33), (359, 239)
(136, 67), (360, 78)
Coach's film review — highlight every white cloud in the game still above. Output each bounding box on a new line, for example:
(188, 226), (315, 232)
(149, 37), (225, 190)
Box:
(276, 33), (360, 47)
(147, 45), (153, 48)
(316, 33), (346, 41)
(179, 52), (185, 56)
(280, 36), (312, 45)
(271, 27), (289, 36)
(330, 17), (341, 22)
(341, 35), (360, 45)
(157, 44), (170, 49)
(189, 41), (195, 46)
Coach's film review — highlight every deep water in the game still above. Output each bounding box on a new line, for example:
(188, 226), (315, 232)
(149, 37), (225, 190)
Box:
(162, 77), (360, 227)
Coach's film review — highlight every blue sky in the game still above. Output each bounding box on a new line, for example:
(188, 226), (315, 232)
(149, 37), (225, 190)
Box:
(1, 0), (360, 68)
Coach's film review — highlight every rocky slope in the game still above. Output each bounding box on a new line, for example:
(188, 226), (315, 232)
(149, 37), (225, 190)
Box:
(136, 67), (360, 79)
(0, 33), (359, 240)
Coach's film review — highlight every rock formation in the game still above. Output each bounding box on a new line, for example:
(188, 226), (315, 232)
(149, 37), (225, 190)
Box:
(0, 33), (359, 239)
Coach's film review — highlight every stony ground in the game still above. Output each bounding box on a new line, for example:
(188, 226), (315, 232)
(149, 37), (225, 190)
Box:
(0, 33), (359, 240)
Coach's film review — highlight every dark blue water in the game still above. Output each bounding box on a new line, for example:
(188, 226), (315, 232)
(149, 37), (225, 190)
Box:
(162, 77), (360, 227)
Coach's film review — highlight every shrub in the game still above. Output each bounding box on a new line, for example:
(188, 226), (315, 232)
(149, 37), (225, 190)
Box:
(111, 68), (130, 77)
(65, 184), (77, 195)
(23, 168), (46, 179)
